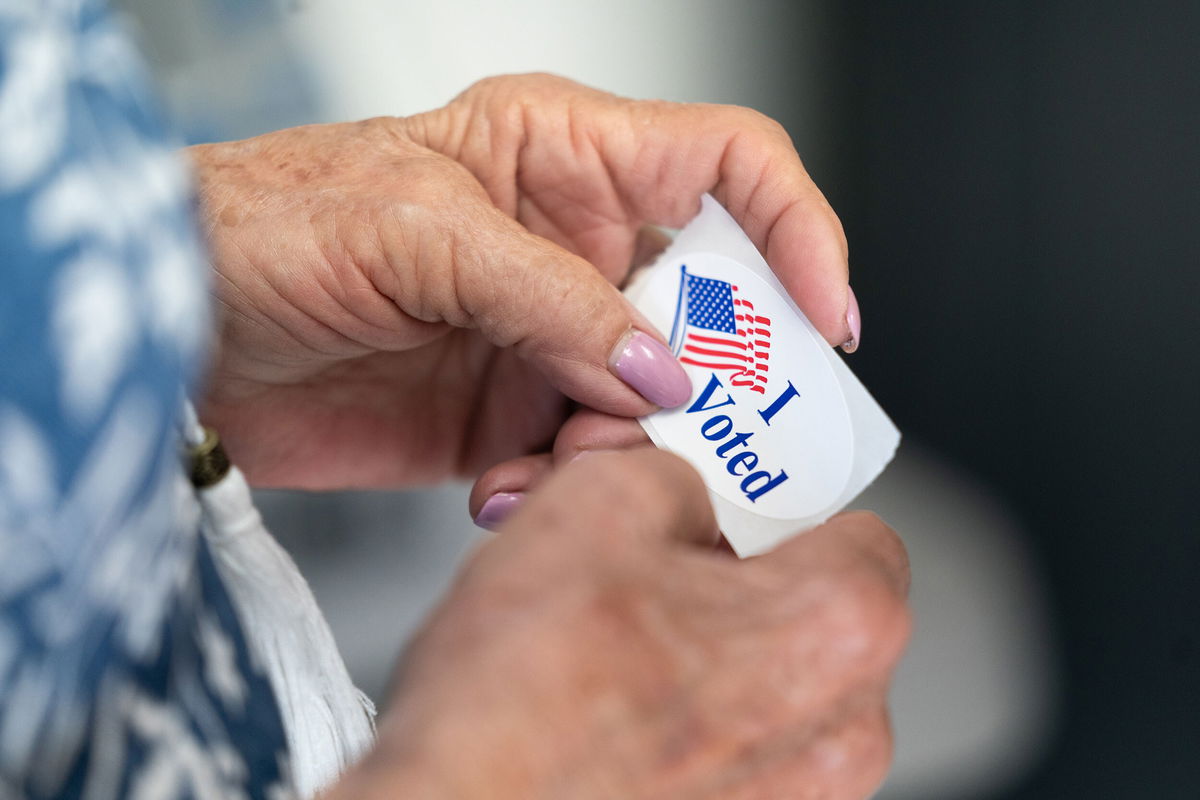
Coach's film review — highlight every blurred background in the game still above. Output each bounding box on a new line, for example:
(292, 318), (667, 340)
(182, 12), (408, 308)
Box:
(119, 1), (1199, 797)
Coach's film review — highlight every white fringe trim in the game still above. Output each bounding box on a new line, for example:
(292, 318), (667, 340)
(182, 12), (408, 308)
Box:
(183, 404), (376, 797)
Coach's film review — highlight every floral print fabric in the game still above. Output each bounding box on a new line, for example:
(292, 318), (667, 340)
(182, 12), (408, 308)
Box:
(0, 1), (291, 796)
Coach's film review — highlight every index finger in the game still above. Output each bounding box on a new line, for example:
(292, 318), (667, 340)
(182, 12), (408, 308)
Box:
(760, 511), (911, 601)
(600, 100), (854, 349)
(739, 512), (912, 688)
(503, 448), (721, 553)
(417, 75), (854, 349)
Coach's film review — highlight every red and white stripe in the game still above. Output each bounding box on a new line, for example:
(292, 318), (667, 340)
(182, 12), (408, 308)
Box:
(678, 285), (771, 395)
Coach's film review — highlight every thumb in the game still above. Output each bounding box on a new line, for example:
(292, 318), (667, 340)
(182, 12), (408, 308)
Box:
(454, 202), (692, 415)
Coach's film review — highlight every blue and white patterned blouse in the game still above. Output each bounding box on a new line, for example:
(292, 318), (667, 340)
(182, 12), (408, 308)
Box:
(0, 1), (291, 797)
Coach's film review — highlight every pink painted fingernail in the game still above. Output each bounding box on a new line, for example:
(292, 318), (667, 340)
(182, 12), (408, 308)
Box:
(840, 286), (861, 354)
(609, 330), (692, 408)
(473, 492), (524, 531)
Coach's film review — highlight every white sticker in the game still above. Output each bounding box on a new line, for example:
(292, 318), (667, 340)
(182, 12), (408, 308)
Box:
(625, 196), (900, 556)
(635, 252), (854, 518)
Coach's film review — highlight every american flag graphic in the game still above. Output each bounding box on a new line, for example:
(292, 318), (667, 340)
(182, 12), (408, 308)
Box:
(668, 265), (771, 394)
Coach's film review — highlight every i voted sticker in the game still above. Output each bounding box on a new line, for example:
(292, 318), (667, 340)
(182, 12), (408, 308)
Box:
(625, 195), (900, 557)
(638, 254), (854, 519)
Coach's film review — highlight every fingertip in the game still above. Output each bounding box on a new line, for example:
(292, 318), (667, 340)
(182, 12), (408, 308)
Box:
(768, 209), (854, 348)
(551, 408), (653, 464)
(840, 285), (861, 354)
(473, 491), (525, 531)
(716, 166), (852, 349)
(469, 453), (554, 518)
(607, 329), (693, 408)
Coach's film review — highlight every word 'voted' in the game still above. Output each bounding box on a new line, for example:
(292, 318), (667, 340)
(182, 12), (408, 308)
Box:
(628, 194), (899, 555)
(686, 372), (800, 503)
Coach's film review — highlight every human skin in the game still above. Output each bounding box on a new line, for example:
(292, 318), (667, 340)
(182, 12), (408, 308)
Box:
(189, 73), (854, 490)
(323, 449), (910, 800)
(193, 74), (902, 797)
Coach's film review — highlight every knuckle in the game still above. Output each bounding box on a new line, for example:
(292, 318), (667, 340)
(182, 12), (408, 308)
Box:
(721, 104), (791, 142)
(642, 449), (708, 497)
(840, 509), (886, 529)
(626, 451), (708, 519)
(561, 450), (710, 548)
(751, 705), (894, 799)
(585, 449), (704, 510)
(461, 72), (585, 107)
(805, 570), (909, 672)
(423, 156), (483, 203)
(810, 707), (893, 800)
(838, 510), (911, 596)
(517, 72), (580, 93)
(757, 112), (791, 141)
(457, 73), (516, 102)
(377, 157), (489, 318)
(579, 575), (654, 638)
(387, 154), (482, 224)
(839, 510), (895, 546)
(852, 708), (895, 797)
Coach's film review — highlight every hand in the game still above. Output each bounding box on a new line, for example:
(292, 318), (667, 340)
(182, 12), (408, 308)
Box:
(325, 449), (909, 799)
(190, 74), (852, 489)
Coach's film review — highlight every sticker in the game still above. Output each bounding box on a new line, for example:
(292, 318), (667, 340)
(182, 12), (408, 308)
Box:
(637, 253), (854, 519)
(625, 195), (900, 556)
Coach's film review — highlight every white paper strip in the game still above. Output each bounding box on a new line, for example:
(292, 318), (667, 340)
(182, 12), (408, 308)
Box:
(624, 195), (900, 557)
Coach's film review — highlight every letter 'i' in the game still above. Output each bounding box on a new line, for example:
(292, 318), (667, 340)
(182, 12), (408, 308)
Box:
(757, 381), (800, 426)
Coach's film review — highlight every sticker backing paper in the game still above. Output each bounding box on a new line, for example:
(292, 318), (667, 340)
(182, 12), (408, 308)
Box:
(624, 195), (901, 556)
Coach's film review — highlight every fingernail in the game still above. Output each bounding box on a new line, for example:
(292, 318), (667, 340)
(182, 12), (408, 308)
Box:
(473, 492), (524, 531)
(609, 330), (692, 408)
(840, 286), (861, 354)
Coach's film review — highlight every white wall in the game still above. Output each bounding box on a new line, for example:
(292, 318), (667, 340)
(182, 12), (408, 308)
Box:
(284, 0), (822, 118)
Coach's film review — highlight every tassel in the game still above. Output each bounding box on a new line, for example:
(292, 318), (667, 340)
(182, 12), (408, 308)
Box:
(181, 403), (376, 798)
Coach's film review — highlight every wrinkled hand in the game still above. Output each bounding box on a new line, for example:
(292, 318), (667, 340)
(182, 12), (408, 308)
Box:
(326, 449), (909, 800)
(190, 74), (851, 489)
